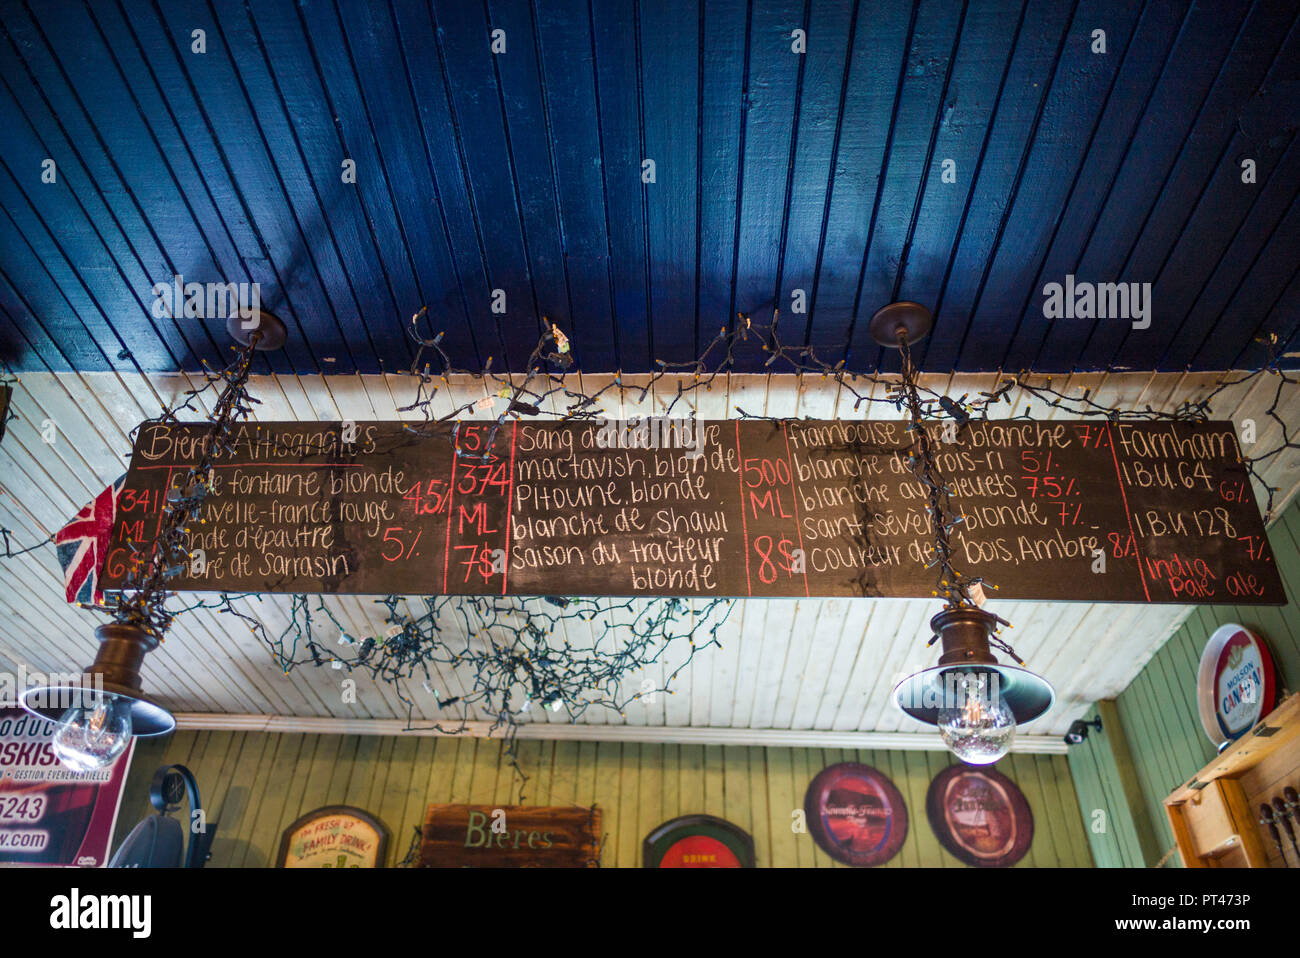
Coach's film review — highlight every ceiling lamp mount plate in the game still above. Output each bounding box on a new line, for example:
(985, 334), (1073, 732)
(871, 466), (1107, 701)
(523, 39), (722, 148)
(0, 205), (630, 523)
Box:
(19, 623), (176, 736)
(869, 301), (932, 348)
(892, 606), (1055, 727)
(226, 309), (288, 351)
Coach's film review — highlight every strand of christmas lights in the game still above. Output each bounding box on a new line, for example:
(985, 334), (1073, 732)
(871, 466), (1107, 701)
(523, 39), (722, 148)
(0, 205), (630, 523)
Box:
(180, 590), (733, 797)
(104, 334), (264, 637)
(394, 310), (1298, 518)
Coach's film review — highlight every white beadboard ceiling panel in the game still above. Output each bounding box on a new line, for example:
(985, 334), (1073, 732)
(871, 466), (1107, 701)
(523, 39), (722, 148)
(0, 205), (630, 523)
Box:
(0, 370), (1297, 741)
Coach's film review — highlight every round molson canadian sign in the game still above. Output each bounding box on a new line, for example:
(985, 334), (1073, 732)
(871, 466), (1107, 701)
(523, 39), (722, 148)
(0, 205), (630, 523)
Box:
(1196, 624), (1277, 746)
(926, 765), (1033, 868)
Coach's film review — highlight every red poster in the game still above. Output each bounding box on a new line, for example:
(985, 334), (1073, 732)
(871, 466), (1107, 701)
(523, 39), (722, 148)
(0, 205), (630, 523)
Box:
(0, 707), (135, 867)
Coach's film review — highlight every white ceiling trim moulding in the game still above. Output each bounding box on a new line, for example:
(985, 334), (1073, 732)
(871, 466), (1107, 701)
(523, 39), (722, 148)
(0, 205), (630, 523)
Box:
(170, 712), (1071, 754)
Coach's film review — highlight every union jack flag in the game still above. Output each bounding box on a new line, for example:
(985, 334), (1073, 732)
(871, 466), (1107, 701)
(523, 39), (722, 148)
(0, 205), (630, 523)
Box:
(54, 475), (125, 606)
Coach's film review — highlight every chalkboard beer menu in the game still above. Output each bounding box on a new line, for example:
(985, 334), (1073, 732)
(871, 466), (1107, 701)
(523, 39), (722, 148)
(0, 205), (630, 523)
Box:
(100, 418), (1284, 604)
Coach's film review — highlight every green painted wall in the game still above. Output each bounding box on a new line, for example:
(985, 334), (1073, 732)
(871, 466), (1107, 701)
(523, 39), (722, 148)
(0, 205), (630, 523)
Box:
(1070, 498), (1300, 867)
(114, 732), (1093, 867)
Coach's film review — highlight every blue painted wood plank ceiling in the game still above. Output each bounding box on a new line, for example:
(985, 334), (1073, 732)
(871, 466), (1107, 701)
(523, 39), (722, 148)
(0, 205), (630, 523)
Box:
(0, 0), (1297, 377)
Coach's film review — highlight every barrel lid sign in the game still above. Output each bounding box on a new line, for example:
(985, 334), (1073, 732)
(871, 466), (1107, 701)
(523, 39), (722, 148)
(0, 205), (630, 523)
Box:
(803, 763), (908, 867)
(927, 765), (1033, 868)
(1196, 624), (1278, 746)
(276, 805), (389, 868)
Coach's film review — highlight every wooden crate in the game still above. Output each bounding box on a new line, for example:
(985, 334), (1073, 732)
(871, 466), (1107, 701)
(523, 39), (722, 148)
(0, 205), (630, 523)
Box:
(1164, 693), (1300, 867)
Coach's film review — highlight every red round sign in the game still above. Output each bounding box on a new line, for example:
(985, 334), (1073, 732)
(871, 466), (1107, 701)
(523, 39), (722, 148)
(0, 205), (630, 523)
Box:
(643, 815), (754, 867)
(926, 765), (1033, 868)
(658, 834), (742, 868)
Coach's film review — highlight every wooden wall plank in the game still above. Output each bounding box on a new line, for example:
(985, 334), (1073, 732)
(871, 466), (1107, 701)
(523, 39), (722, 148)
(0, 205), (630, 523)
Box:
(593, 742), (622, 866)
(765, 746), (799, 867)
(615, 742), (640, 868)
(213, 728), (277, 868)
(110, 730), (1089, 867)
(242, 732), (309, 867)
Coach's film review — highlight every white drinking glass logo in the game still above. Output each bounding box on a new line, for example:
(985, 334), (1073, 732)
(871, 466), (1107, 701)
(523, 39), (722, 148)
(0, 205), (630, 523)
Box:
(151, 275), (260, 326)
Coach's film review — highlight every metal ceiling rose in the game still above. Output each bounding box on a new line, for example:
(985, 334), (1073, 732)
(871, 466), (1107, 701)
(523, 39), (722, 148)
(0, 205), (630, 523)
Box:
(226, 309), (288, 351)
(18, 623), (176, 736)
(869, 301), (932, 347)
(892, 606), (1055, 726)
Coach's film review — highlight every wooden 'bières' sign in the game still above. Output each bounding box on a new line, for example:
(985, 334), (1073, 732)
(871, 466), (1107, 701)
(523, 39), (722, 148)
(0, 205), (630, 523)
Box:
(420, 804), (600, 867)
(101, 418), (1284, 604)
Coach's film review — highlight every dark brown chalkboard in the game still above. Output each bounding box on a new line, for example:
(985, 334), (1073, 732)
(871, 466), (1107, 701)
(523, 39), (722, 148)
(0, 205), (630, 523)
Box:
(99, 418), (1285, 604)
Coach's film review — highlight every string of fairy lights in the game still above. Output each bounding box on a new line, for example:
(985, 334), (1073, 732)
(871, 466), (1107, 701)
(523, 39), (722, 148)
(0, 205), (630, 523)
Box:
(176, 592), (734, 728)
(390, 307), (1299, 671)
(176, 590), (733, 793)
(397, 308), (1300, 520)
(2, 307), (1298, 789)
(891, 324), (1023, 664)
(104, 330), (265, 638)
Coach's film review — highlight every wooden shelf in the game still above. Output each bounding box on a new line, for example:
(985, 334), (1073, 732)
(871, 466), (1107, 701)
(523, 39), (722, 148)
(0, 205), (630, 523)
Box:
(1164, 693), (1300, 868)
